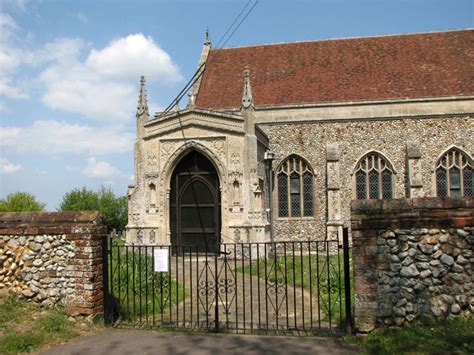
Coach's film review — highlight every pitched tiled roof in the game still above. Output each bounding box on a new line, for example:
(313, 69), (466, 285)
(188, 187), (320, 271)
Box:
(195, 30), (474, 109)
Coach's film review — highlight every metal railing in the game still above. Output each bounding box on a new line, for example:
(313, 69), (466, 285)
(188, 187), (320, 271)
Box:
(103, 233), (353, 335)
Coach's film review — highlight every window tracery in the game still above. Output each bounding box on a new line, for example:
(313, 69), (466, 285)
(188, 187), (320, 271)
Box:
(354, 152), (394, 199)
(435, 148), (473, 197)
(277, 156), (314, 217)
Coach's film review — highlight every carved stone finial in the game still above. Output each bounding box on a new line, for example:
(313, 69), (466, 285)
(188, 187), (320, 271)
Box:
(137, 75), (149, 118)
(242, 65), (254, 110)
(173, 98), (180, 112)
(205, 27), (211, 45)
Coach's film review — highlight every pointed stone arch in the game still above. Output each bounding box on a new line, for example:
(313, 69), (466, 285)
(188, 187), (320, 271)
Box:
(351, 150), (397, 176)
(352, 150), (396, 200)
(161, 140), (227, 190)
(275, 153), (315, 174)
(275, 154), (315, 218)
(159, 139), (228, 244)
(434, 145), (473, 197)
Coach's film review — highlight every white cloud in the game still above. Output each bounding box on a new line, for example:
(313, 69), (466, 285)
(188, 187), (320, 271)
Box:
(16, 0), (27, 12)
(0, 13), (18, 34)
(0, 76), (28, 98)
(0, 13), (17, 26)
(0, 49), (21, 72)
(3, 1), (28, 13)
(0, 120), (133, 155)
(83, 157), (121, 179)
(34, 37), (84, 64)
(0, 157), (23, 174)
(37, 33), (181, 123)
(0, 14), (20, 69)
(0, 17), (181, 122)
(77, 12), (88, 24)
(86, 33), (182, 83)
(0, 12), (29, 101)
(41, 73), (136, 122)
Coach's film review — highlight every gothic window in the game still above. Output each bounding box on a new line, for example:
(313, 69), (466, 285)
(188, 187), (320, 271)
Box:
(277, 156), (314, 217)
(354, 152), (394, 199)
(435, 148), (473, 197)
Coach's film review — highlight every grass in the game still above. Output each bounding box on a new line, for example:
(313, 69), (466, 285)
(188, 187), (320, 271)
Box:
(0, 294), (94, 354)
(347, 318), (474, 354)
(236, 250), (353, 326)
(108, 238), (186, 323)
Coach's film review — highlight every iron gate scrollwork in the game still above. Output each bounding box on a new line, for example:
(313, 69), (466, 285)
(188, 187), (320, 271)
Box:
(103, 231), (353, 335)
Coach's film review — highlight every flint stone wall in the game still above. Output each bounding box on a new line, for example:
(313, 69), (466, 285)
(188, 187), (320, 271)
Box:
(0, 211), (106, 315)
(265, 116), (473, 241)
(351, 197), (473, 332)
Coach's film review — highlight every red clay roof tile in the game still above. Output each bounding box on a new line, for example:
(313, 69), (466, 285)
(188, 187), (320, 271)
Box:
(195, 30), (474, 109)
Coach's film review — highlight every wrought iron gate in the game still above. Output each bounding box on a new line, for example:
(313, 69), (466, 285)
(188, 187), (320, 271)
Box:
(103, 230), (353, 335)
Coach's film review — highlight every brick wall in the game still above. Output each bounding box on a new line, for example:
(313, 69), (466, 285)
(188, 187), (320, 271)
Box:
(351, 197), (473, 332)
(0, 211), (107, 315)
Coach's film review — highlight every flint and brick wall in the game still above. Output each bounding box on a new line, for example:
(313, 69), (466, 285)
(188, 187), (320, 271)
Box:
(266, 116), (473, 241)
(351, 197), (473, 332)
(0, 211), (106, 315)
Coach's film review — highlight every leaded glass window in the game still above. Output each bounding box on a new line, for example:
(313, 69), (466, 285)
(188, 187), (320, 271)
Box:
(354, 152), (394, 199)
(435, 148), (473, 197)
(277, 156), (314, 217)
(278, 173), (289, 217)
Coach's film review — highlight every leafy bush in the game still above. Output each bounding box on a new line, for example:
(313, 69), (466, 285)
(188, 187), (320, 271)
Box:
(59, 186), (127, 231)
(0, 192), (46, 212)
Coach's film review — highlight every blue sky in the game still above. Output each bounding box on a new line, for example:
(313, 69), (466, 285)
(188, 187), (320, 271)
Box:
(0, 0), (472, 210)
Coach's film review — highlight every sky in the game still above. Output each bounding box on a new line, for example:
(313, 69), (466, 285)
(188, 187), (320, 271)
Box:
(0, 0), (472, 210)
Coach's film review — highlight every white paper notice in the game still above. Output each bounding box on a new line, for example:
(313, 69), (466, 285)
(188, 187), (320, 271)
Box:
(154, 249), (169, 272)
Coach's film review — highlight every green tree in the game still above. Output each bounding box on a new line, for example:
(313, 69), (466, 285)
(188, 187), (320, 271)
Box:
(58, 187), (99, 211)
(59, 186), (127, 231)
(0, 192), (46, 212)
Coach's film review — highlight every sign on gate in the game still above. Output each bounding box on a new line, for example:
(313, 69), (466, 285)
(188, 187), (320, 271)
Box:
(104, 236), (353, 335)
(154, 249), (169, 272)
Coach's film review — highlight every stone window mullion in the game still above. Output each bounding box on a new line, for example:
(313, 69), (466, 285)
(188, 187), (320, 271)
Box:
(277, 155), (314, 218)
(435, 148), (473, 198)
(354, 152), (394, 200)
(367, 158), (370, 199)
(299, 160), (304, 216)
(287, 161), (291, 216)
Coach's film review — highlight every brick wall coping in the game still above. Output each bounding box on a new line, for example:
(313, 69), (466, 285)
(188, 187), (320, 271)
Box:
(351, 197), (473, 229)
(0, 211), (104, 235)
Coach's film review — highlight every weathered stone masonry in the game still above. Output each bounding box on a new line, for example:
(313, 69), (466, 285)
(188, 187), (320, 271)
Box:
(351, 197), (473, 332)
(128, 30), (473, 247)
(266, 116), (473, 242)
(0, 211), (106, 315)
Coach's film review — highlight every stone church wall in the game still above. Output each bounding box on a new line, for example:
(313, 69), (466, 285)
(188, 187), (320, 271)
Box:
(265, 115), (473, 241)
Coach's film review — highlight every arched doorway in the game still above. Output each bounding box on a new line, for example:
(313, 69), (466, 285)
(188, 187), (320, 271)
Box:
(170, 150), (221, 252)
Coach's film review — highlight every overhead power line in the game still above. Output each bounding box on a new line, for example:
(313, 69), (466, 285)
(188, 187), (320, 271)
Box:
(160, 62), (206, 116)
(220, 0), (259, 49)
(215, 0), (253, 48)
(157, 0), (259, 118)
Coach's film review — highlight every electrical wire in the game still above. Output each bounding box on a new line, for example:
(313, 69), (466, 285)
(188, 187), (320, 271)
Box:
(157, 0), (259, 118)
(220, 0), (259, 48)
(159, 62), (206, 116)
(215, 0), (253, 48)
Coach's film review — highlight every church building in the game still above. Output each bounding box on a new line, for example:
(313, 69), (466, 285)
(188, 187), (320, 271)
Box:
(127, 29), (473, 248)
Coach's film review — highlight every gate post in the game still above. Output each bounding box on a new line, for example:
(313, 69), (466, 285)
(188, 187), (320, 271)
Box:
(342, 227), (353, 335)
(214, 250), (220, 333)
(102, 234), (111, 325)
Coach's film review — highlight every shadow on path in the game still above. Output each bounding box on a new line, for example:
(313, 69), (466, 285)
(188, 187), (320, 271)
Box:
(40, 329), (359, 355)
